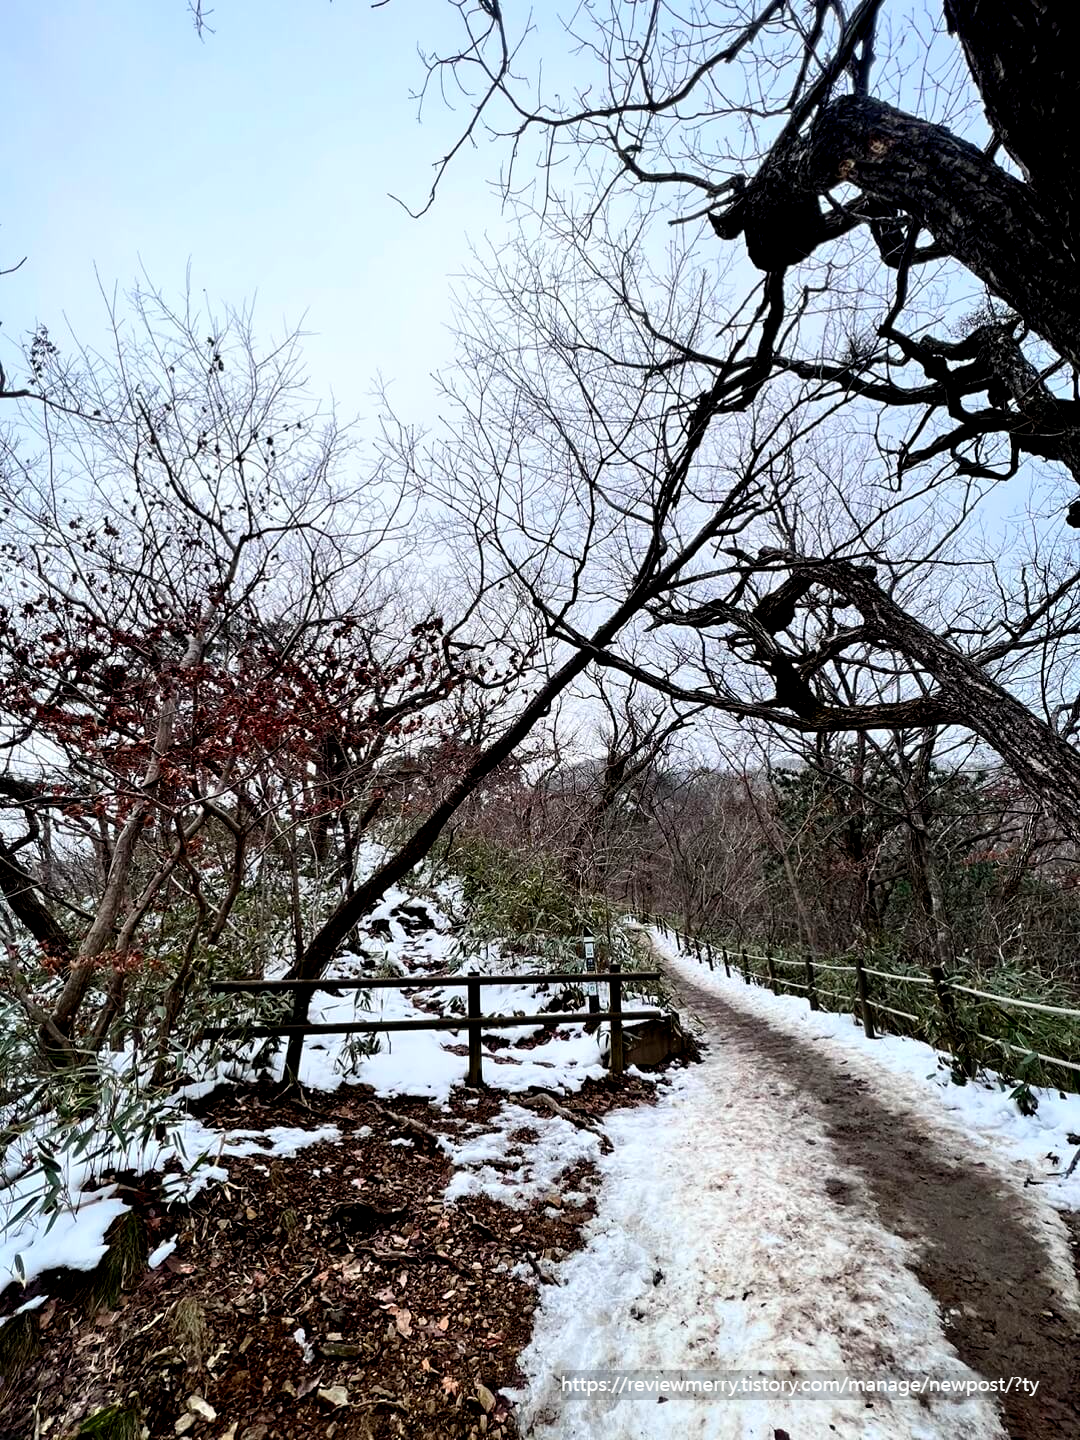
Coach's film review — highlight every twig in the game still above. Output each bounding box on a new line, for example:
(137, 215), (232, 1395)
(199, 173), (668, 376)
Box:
(463, 1209), (562, 1285)
(372, 1101), (450, 1151)
(519, 1090), (613, 1154)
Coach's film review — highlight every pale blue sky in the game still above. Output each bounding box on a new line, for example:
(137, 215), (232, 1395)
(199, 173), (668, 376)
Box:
(4, 1), (513, 417)
(2, 0), (1061, 546)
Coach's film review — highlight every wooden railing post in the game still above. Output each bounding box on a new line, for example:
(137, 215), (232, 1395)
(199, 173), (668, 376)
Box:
(854, 952), (875, 1039)
(766, 955), (778, 996)
(740, 947), (750, 984)
(283, 987), (311, 1089)
(705, 943), (715, 971)
(805, 953), (819, 1011)
(931, 963), (974, 1076)
(722, 947), (731, 978)
(466, 976), (484, 1086)
(608, 961), (624, 1076)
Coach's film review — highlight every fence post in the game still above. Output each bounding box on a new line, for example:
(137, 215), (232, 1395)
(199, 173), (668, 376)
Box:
(283, 986), (311, 1089)
(740, 947), (750, 984)
(765, 955), (778, 996)
(608, 961), (624, 1077)
(930, 963), (974, 1076)
(804, 953), (819, 1011)
(722, 947), (731, 978)
(466, 976), (484, 1086)
(706, 943), (715, 971)
(853, 952), (876, 1039)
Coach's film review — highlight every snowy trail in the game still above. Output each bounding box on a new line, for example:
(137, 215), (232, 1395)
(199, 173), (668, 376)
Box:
(517, 937), (1080, 1440)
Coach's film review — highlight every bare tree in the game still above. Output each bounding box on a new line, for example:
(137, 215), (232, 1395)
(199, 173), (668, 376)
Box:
(0, 288), (521, 1060)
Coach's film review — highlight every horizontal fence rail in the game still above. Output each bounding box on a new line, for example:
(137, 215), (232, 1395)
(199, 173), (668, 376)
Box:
(213, 972), (652, 992)
(639, 913), (1080, 1090)
(946, 984), (1080, 1019)
(204, 1011), (663, 1038)
(208, 965), (663, 1086)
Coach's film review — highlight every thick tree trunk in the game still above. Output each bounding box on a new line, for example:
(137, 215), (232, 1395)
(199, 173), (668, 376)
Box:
(0, 842), (73, 967)
(793, 95), (1080, 366)
(943, 0), (1080, 258)
(899, 736), (954, 971)
(792, 556), (1080, 843)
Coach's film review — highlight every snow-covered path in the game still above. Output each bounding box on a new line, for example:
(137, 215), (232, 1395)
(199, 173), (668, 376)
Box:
(517, 937), (1080, 1440)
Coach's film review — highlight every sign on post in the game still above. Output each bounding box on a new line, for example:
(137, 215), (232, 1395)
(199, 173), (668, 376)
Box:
(583, 929), (602, 1028)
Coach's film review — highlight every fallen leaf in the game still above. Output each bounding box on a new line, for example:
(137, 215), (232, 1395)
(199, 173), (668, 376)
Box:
(317, 1386), (349, 1409)
(187, 1396), (217, 1422)
(476, 1382), (496, 1413)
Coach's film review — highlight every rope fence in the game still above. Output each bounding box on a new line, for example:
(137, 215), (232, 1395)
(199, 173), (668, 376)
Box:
(636, 913), (1080, 1094)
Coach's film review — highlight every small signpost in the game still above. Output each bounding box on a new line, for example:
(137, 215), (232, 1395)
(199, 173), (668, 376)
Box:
(583, 928), (600, 1031)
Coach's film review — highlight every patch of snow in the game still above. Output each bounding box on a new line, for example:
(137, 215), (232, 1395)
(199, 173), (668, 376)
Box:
(0, 1189), (129, 1293)
(147, 1236), (177, 1269)
(445, 1103), (602, 1209)
(1, 1111), (340, 1296)
(0, 1294), (47, 1327)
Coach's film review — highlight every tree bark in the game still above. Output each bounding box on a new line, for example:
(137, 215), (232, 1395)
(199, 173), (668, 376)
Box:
(793, 95), (1080, 367)
(0, 842), (73, 967)
(943, 0), (1079, 258)
(784, 555), (1080, 843)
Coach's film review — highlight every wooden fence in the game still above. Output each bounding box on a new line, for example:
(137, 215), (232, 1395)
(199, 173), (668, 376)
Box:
(207, 964), (662, 1086)
(641, 916), (1080, 1088)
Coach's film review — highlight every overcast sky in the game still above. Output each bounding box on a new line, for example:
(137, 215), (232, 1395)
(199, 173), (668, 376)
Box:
(4, 1), (514, 421)
(4, 0), (1058, 545)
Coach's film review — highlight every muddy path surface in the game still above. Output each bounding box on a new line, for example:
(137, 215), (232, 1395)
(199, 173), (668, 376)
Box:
(667, 962), (1080, 1439)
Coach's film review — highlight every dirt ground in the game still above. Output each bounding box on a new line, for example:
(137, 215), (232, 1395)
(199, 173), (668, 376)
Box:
(668, 964), (1080, 1440)
(0, 1072), (660, 1440)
